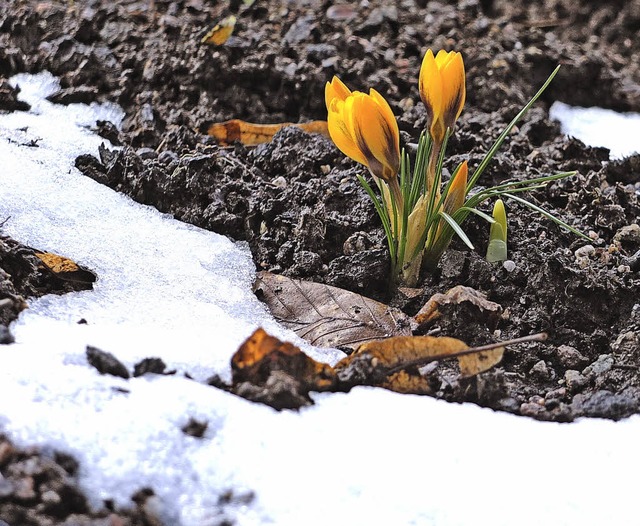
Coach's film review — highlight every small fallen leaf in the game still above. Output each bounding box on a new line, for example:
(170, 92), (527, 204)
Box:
(457, 345), (504, 377)
(254, 271), (412, 350)
(414, 285), (501, 325)
(335, 335), (504, 389)
(206, 119), (329, 146)
(201, 15), (236, 45)
(35, 251), (97, 284)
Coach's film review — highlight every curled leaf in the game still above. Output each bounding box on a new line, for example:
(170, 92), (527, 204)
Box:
(35, 251), (97, 284)
(206, 119), (329, 146)
(232, 328), (335, 390)
(201, 15), (237, 46)
(414, 285), (501, 326)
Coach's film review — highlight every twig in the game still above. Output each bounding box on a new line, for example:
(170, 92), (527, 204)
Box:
(385, 332), (548, 376)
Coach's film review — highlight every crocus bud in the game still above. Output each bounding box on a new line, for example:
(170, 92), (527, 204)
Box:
(442, 160), (468, 216)
(419, 50), (466, 144)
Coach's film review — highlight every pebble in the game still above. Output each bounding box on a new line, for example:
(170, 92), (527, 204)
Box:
(564, 370), (587, 393)
(136, 147), (157, 160)
(582, 354), (614, 378)
(529, 360), (550, 380)
(574, 244), (595, 259)
(502, 260), (516, 272)
(556, 344), (589, 369)
(271, 176), (287, 189)
(0, 325), (14, 344)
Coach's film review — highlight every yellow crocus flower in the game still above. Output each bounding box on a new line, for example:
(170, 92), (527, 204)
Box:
(325, 76), (400, 183)
(418, 49), (466, 144)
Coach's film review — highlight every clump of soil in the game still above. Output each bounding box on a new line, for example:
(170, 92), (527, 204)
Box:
(0, 434), (154, 525)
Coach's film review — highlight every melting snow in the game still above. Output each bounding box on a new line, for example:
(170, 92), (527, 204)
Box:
(550, 101), (640, 159)
(1, 73), (639, 525)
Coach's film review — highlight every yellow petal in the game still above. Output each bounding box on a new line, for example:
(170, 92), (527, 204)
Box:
(434, 49), (454, 68)
(325, 76), (352, 111)
(443, 160), (468, 215)
(352, 91), (400, 180)
(327, 97), (367, 167)
(440, 51), (466, 128)
(419, 49), (444, 123)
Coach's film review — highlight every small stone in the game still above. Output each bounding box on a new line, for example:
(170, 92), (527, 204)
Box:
(574, 244), (595, 263)
(326, 4), (358, 21)
(133, 357), (168, 377)
(13, 476), (36, 501)
(502, 260), (516, 272)
(564, 370), (587, 393)
(271, 176), (287, 189)
(582, 354), (614, 378)
(556, 344), (589, 369)
(0, 325), (14, 344)
(86, 346), (130, 379)
(0, 477), (13, 498)
(181, 418), (208, 438)
(41, 489), (61, 505)
(136, 147), (157, 160)
(519, 402), (546, 418)
(529, 360), (550, 380)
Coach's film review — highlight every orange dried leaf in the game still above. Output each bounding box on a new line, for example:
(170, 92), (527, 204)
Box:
(201, 15), (236, 46)
(334, 334), (504, 391)
(206, 119), (329, 146)
(380, 370), (433, 395)
(232, 328), (335, 391)
(414, 285), (501, 325)
(353, 335), (470, 368)
(458, 346), (504, 377)
(34, 252), (97, 284)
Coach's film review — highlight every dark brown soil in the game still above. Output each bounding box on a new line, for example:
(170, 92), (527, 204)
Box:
(1, 0), (640, 521)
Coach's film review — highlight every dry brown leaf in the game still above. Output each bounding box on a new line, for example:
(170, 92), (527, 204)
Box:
(34, 252), (97, 284)
(254, 271), (412, 350)
(414, 285), (501, 325)
(206, 119), (329, 146)
(458, 346), (504, 377)
(334, 335), (503, 390)
(232, 328), (335, 390)
(201, 15), (236, 46)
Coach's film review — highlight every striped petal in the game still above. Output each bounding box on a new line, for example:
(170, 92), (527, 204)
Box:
(440, 52), (466, 129)
(352, 91), (400, 181)
(327, 97), (367, 167)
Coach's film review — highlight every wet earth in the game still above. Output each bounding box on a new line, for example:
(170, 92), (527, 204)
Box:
(1, 0), (640, 523)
